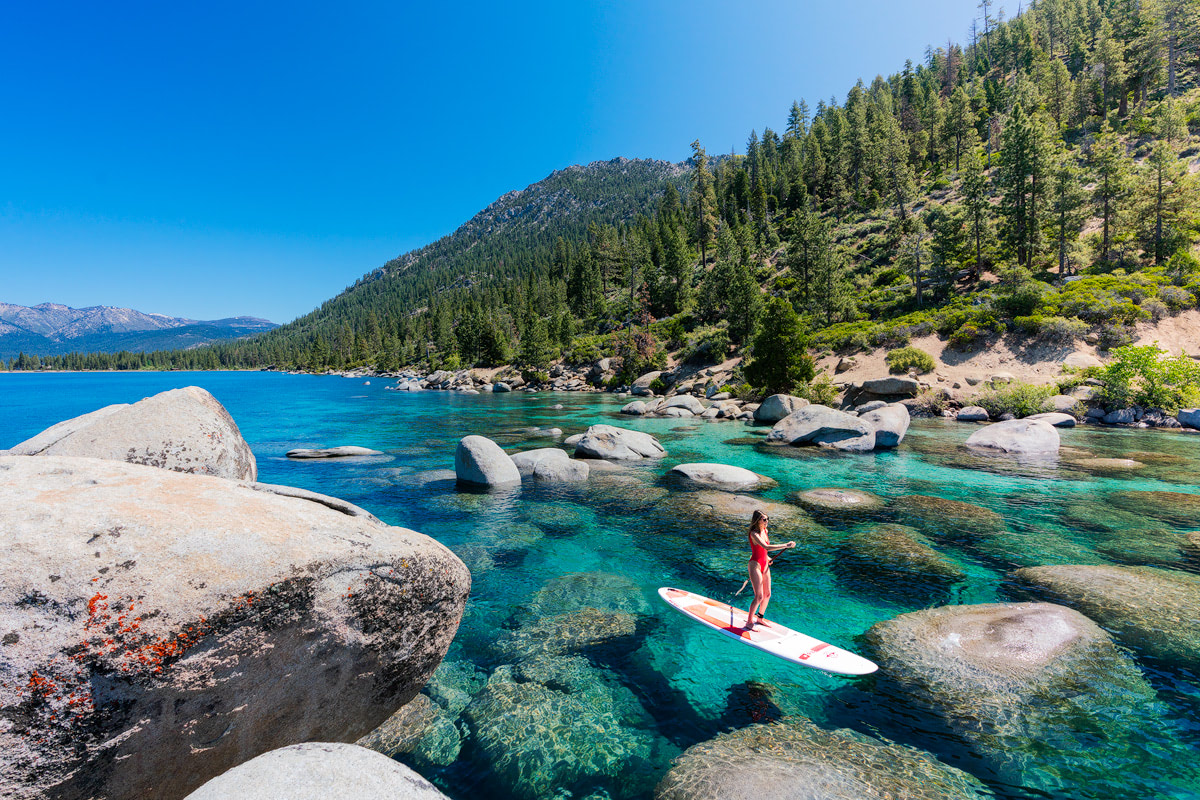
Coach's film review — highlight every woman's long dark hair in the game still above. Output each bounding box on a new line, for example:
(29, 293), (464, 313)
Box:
(750, 509), (767, 532)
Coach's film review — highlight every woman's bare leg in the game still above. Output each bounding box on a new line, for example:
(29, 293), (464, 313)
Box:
(745, 561), (764, 628)
(758, 568), (773, 620)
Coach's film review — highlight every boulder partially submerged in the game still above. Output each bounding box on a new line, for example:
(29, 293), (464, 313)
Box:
(753, 394), (809, 424)
(455, 435), (521, 487)
(574, 424), (666, 460)
(286, 446), (384, 459)
(183, 742), (451, 800)
(964, 419), (1060, 455)
(793, 487), (885, 519)
(858, 403), (910, 447)
(668, 463), (775, 492)
(0, 455), (470, 800)
(655, 716), (992, 800)
(509, 448), (589, 482)
(3, 386), (256, 481)
(765, 405), (876, 452)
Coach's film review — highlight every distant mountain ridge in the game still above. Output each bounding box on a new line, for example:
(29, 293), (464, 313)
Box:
(0, 302), (276, 359)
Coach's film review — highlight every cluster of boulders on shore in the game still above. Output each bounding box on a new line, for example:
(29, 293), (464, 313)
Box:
(0, 388), (468, 799)
(361, 349), (1200, 434)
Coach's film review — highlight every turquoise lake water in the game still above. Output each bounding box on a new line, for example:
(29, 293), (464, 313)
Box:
(2, 371), (1199, 799)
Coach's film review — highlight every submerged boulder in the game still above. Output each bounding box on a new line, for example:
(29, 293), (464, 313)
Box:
(4, 386), (257, 481)
(668, 463), (775, 492)
(865, 602), (1158, 790)
(765, 405), (876, 452)
(687, 492), (807, 529)
(574, 424), (666, 460)
(892, 495), (1005, 541)
(464, 659), (660, 800)
(455, 435), (521, 487)
(859, 403), (910, 447)
(1011, 565), (1200, 668)
(964, 419), (1060, 455)
(1107, 490), (1200, 528)
(183, 742), (451, 800)
(0, 455), (470, 800)
(793, 487), (885, 519)
(753, 394), (809, 424)
(655, 716), (992, 800)
(841, 524), (966, 583)
(509, 448), (589, 482)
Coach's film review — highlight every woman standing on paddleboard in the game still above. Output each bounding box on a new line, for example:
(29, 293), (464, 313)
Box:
(745, 509), (794, 629)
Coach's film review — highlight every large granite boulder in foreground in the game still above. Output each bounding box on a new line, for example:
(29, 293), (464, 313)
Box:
(655, 716), (992, 800)
(964, 419), (1060, 455)
(864, 602), (1156, 790)
(574, 424), (666, 460)
(3, 386), (257, 481)
(184, 742), (451, 800)
(1106, 489), (1200, 527)
(0, 456), (470, 800)
(1011, 564), (1200, 668)
(765, 405), (876, 452)
(455, 435), (521, 486)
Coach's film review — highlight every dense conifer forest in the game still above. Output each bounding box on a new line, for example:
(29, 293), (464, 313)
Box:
(10, 0), (1200, 391)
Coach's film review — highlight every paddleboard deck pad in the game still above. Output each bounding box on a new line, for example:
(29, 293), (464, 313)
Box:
(658, 587), (878, 675)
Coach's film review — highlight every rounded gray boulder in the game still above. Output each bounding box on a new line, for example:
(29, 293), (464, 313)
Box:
(765, 405), (876, 452)
(964, 418), (1060, 454)
(0, 455), (470, 800)
(286, 446), (384, 459)
(859, 402), (910, 447)
(4, 386), (257, 481)
(455, 435), (521, 486)
(668, 463), (775, 492)
(753, 394), (809, 424)
(574, 424), (666, 460)
(184, 742), (450, 800)
(509, 447), (589, 482)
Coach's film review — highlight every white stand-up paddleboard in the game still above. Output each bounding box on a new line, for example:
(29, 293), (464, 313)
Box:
(658, 587), (878, 676)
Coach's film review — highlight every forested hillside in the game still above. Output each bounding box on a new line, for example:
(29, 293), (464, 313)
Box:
(12, 0), (1200, 387)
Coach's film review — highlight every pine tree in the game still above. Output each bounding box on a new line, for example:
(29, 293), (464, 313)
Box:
(961, 141), (991, 277)
(945, 86), (977, 171)
(1090, 124), (1133, 264)
(744, 297), (815, 394)
(1140, 139), (1199, 264)
(690, 140), (719, 268)
(996, 103), (1052, 268)
(1047, 147), (1088, 274)
(726, 257), (761, 345)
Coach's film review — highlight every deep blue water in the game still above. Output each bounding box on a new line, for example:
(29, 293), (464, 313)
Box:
(3, 371), (1199, 799)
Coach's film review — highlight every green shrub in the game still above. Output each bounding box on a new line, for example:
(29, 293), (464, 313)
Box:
(649, 377), (667, 393)
(1159, 285), (1195, 311)
(972, 381), (1056, 418)
(1097, 323), (1136, 350)
(521, 369), (550, 385)
(949, 323), (984, 348)
(1100, 343), (1200, 413)
(885, 346), (937, 374)
(682, 327), (731, 364)
(797, 375), (840, 406)
(908, 389), (950, 416)
(1013, 314), (1089, 343)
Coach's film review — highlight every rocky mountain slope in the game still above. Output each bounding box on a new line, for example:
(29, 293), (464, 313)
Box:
(0, 302), (276, 358)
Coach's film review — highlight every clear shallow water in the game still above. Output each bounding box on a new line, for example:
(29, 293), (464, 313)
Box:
(3, 372), (1199, 799)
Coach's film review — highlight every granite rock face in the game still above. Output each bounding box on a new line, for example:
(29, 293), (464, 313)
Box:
(183, 742), (451, 800)
(793, 487), (886, 518)
(864, 602), (1157, 789)
(0, 455), (470, 800)
(1011, 564), (1200, 668)
(573, 424), (667, 460)
(655, 716), (992, 800)
(4, 386), (257, 481)
(841, 524), (966, 583)
(455, 435), (521, 486)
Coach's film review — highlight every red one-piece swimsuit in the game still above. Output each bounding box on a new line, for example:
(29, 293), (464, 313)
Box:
(749, 532), (769, 571)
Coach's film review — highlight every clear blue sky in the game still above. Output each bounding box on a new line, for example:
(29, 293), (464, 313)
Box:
(1, 0), (973, 324)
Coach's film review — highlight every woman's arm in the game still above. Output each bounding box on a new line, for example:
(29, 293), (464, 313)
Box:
(765, 541), (795, 552)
